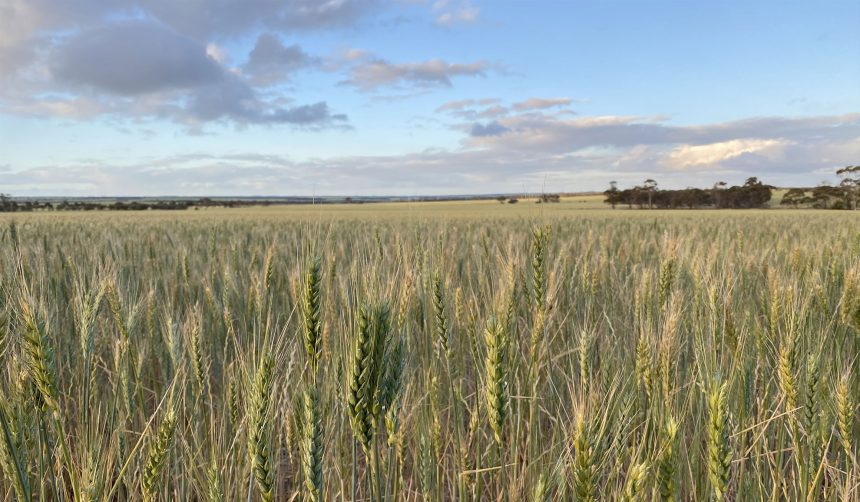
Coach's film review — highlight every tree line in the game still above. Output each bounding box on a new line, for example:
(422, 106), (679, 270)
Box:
(604, 165), (859, 210)
(0, 195), (196, 212)
(780, 166), (859, 209)
(0, 195), (318, 213)
(603, 177), (774, 209)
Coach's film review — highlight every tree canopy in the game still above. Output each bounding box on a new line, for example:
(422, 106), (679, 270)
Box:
(604, 177), (774, 209)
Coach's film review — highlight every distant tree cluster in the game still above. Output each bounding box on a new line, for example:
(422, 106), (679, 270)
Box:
(603, 177), (773, 209)
(495, 194), (558, 204)
(0, 193), (52, 212)
(0, 199), (196, 212)
(0, 196), (306, 213)
(780, 166), (860, 209)
(536, 193), (561, 203)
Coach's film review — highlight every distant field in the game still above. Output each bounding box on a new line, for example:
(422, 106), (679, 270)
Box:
(0, 189), (803, 223)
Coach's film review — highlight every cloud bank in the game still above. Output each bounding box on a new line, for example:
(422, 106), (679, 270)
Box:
(5, 111), (858, 195)
(0, 2), (370, 129)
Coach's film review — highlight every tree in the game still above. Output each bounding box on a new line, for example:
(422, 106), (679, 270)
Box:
(811, 184), (846, 209)
(604, 178), (774, 210)
(712, 181), (726, 207)
(538, 194), (560, 203)
(603, 181), (621, 209)
(836, 165), (860, 210)
(0, 193), (17, 212)
(643, 179), (658, 209)
(675, 188), (710, 209)
(780, 188), (807, 208)
(741, 177), (773, 208)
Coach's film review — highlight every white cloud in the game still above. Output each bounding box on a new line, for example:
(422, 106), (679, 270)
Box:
(466, 113), (860, 154)
(511, 97), (573, 111)
(435, 98), (501, 113)
(666, 139), (789, 169)
(436, 7), (479, 25)
(432, 0), (479, 26)
(341, 54), (490, 90)
(206, 43), (228, 64)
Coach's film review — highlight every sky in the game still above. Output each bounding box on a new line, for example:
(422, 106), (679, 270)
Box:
(0, 0), (859, 196)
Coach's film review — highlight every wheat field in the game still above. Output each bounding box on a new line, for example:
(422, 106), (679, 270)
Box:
(0, 205), (857, 500)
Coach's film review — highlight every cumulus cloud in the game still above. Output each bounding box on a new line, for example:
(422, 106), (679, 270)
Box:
(184, 76), (347, 126)
(52, 22), (224, 95)
(242, 33), (318, 85)
(0, 0), (369, 129)
(342, 54), (490, 90)
(0, 0), (378, 72)
(0, 17), (353, 130)
(666, 139), (789, 169)
(470, 120), (509, 137)
(1, 1), (486, 128)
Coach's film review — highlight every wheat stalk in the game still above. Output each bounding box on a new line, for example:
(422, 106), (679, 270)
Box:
(19, 300), (59, 414)
(658, 415), (678, 502)
(143, 406), (177, 501)
(432, 270), (450, 362)
(571, 412), (596, 502)
(206, 458), (224, 502)
(706, 380), (731, 502)
(622, 462), (648, 502)
(301, 386), (324, 502)
(0, 401), (30, 502)
(347, 303), (389, 453)
(834, 369), (854, 460)
(484, 316), (509, 446)
(247, 355), (275, 502)
(301, 258), (323, 370)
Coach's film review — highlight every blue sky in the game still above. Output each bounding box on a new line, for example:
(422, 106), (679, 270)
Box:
(1, 0), (858, 195)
